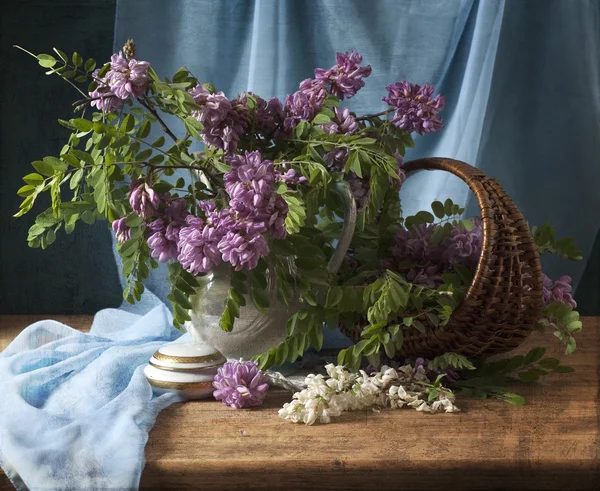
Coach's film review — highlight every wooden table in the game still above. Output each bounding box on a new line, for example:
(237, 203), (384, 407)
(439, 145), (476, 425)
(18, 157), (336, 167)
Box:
(1, 316), (598, 490)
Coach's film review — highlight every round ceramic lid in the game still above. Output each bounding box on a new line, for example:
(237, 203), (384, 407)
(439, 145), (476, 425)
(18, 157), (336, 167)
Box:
(150, 341), (226, 371)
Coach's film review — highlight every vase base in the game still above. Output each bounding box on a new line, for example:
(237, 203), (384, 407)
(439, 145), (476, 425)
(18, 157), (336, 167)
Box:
(144, 341), (226, 400)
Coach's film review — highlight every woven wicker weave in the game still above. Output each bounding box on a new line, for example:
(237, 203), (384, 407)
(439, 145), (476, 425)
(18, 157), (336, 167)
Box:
(342, 157), (544, 358)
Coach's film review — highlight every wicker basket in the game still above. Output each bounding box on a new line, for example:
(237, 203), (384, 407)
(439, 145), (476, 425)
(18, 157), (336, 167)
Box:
(341, 157), (544, 359)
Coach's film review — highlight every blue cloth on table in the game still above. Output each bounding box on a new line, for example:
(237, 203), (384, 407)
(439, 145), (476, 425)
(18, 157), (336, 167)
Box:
(0, 305), (184, 491)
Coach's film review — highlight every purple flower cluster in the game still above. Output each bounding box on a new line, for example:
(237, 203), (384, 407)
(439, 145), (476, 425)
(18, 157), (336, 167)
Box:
(129, 180), (160, 218)
(174, 151), (291, 274)
(238, 93), (287, 140)
(212, 360), (269, 409)
(314, 50), (372, 100)
(111, 217), (130, 243)
(391, 152), (407, 190)
(284, 78), (328, 131)
(283, 50), (370, 131)
(383, 81), (446, 135)
(89, 69), (125, 114)
(89, 52), (150, 113)
(542, 274), (577, 308)
(322, 107), (359, 169)
(322, 107), (359, 136)
(389, 218), (482, 287)
(446, 220), (483, 269)
(177, 214), (224, 274)
(189, 85), (250, 153)
(147, 199), (189, 263)
(224, 151), (289, 240)
(277, 164), (308, 186)
(105, 51), (151, 100)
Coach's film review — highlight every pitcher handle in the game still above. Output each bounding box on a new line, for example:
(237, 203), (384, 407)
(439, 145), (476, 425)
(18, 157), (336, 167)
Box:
(327, 180), (358, 274)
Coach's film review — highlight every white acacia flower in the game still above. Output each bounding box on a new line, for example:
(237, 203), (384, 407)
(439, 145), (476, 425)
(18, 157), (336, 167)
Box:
(278, 363), (460, 425)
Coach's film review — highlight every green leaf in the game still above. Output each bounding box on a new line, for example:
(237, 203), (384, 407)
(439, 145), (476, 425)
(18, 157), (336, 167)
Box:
(69, 169), (84, 190)
(553, 365), (574, 373)
(152, 136), (166, 147)
(294, 121), (310, 139)
(45, 228), (57, 246)
(251, 285), (270, 311)
(125, 213), (144, 227)
(444, 198), (454, 216)
(84, 58), (96, 72)
(461, 219), (475, 232)
(31, 160), (54, 177)
(37, 54), (57, 68)
(431, 201), (445, 219)
(539, 358), (560, 369)
(312, 113), (331, 124)
(121, 114), (135, 133)
(416, 210), (435, 223)
(23, 173), (44, 185)
(565, 337), (577, 355)
(136, 121), (151, 138)
(502, 393), (526, 406)
(326, 286), (343, 308)
(524, 347), (546, 365)
(72, 118), (93, 132)
(173, 288), (193, 311)
(309, 327), (324, 352)
(43, 156), (68, 172)
(72, 52), (83, 67)
(347, 151), (363, 178)
(518, 370), (540, 383)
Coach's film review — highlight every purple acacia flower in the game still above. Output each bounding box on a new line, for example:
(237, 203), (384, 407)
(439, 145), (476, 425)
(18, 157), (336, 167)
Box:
(383, 81), (446, 135)
(390, 151), (406, 190)
(218, 230), (269, 271)
(347, 175), (369, 210)
(177, 215), (223, 275)
(322, 108), (359, 168)
(105, 51), (151, 100)
(542, 274), (577, 308)
(237, 93), (287, 140)
(324, 148), (349, 168)
(129, 180), (160, 218)
(277, 166), (308, 186)
(146, 199), (190, 263)
(405, 265), (441, 288)
(213, 360), (269, 409)
(189, 86), (250, 153)
(321, 107), (359, 136)
(111, 217), (130, 243)
(147, 219), (179, 263)
(89, 70), (125, 114)
(283, 78), (328, 131)
(445, 217), (482, 268)
(224, 151), (289, 240)
(314, 50), (372, 100)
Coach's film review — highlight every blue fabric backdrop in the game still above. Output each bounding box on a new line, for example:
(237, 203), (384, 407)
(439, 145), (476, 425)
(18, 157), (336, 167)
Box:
(113, 0), (600, 308)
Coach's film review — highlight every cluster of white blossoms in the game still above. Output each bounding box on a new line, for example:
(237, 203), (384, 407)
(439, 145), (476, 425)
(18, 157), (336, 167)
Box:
(278, 363), (460, 425)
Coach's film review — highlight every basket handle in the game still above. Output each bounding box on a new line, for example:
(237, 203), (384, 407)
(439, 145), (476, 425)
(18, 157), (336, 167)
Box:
(398, 158), (544, 356)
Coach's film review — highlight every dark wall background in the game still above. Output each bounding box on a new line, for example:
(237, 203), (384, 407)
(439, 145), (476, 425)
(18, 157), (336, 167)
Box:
(0, 0), (597, 315)
(0, 0), (122, 314)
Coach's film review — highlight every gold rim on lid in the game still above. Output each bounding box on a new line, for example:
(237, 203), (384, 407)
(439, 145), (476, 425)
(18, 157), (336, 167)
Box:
(152, 350), (224, 364)
(147, 379), (215, 390)
(148, 360), (223, 372)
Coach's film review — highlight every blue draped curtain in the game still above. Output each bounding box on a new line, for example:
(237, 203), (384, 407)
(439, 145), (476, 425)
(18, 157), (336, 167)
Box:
(113, 0), (600, 309)
(2, 0), (598, 314)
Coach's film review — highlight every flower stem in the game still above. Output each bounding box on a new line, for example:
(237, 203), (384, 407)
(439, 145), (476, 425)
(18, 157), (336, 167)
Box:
(139, 97), (179, 143)
(356, 109), (393, 122)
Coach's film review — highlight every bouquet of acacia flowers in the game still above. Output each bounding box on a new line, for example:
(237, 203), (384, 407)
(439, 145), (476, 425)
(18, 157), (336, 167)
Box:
(15, 40), (583, 407)
(14, 41), (409, 334)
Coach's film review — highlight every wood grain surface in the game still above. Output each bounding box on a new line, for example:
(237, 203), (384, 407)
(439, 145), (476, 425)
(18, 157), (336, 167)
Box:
(1, 316), (598, 490)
